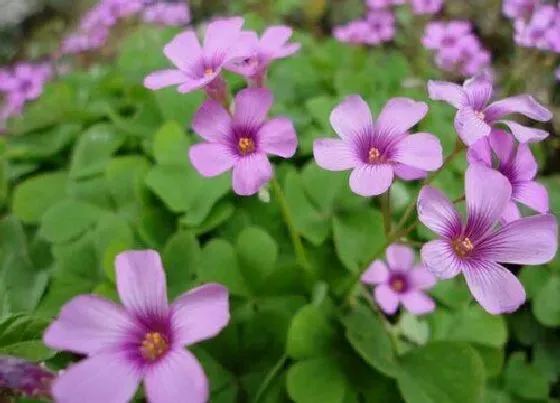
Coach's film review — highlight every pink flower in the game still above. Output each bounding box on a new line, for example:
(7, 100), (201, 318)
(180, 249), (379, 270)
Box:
(0, 356), (55, 399)
(366, 0), (405, 9)
(0, 63), (51, 102)
(418, 164), (557, 314)
(43, 250), (230, 403)
(503, 0), (540, 20)
(410, 0), (444, 15)
(61, 28), (109, 54)
(514, 4), (558, 50)
(313, 95), (443, 197)
(433, 34), (491, 78)
(365, 10), (396, 44)
(189, 88), (297, 196)
(468, 129), (548, 223)
(144, 17), (252, 97)
(556, 66), (560, 80)
(422, 21), (472, 51)
(333, 21), (372, 44)
(428, 75), (552, 145)
(228, 25), (300, 86)
(143, 3), (191, 26)
(361, 244), (436, 315)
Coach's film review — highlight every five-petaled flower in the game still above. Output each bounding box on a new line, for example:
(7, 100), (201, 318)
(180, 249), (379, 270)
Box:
(428, 75), (552, 145)
(418, 164), (557, 314)
(361, 243), (437, 315)
(189, 88), (297, 196)
(313, 95), (443, 196)
(43, 250), (230, 403)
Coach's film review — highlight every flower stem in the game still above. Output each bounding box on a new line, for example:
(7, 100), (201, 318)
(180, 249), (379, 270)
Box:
(381, 190), (392, 237)
(253, 354), (288, 403)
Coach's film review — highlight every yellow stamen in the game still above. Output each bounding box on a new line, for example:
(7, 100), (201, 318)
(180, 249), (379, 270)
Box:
(368, 147), (382, 164)
(141, 332), (168, 362)
(452, 237), (474, 258)
(204, 68), (214, 77)
(238, 137), (256, 155)
(474, 110), (485, 120)
(390, 277), (406, 293)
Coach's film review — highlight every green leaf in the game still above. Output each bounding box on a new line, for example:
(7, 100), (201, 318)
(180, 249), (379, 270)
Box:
(236, 227), (278, 291)
(533, 276), (560, 327)
(287, 357), (348, 403)
(154, 90), (204, 128)
(69, 124), (125, 179)
(504, 352), (549, 400)
(94, 214), (134, 283)
(397, 342), (485, 403)
(162, 231), (200, 299)
(518, 267), (549, 299)
(429, 277), (472, 309)
(12, 172), (68, 223)
(39, 200), (102, 243)
(332, 209), (384, 273)
(341, 305), (400, 377)
(5, 124), (80, 159)
(287, 304), (336, 360)
(105, 156), (151, 209)
(472, 345), (503, 378)
(0, 314), (54, 361)
(187, 201), (235, 235)
(305, 96), (338, 132)
(152, 121), (189, 166)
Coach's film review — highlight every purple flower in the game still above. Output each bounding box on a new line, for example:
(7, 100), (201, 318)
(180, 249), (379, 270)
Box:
(189, 88), (297, 196)
(433, 34), (491, 78)
(428, 75), (552, 145)
(361, 244), (437, 315)
(556, 66), (560, 80)
(366, 0), (405, 9)
(61, 28), (109, 54)
(468, 129), (548, 222)
(410, 0), (444, 15)
(227, 25), (300, 86)
(43, 250), (230, 403)
(422, 21), (472, 51)
(333, 21), (372, 44)
(365, 10), (396, 44)
(313, 95), (443, 196)
(0, 63), (51, 101)
(418, 164), (557, 314)
(144, 17), (252, 97)
(514, 4), (558, 50)
(0, 356), (55, 399)
(503, 0), (540, 20)
(143, 3), (191, 26)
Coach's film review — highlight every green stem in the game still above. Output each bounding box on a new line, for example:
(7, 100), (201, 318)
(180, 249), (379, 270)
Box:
(253, 354), (288, 403)
(381, 190), (392, 237)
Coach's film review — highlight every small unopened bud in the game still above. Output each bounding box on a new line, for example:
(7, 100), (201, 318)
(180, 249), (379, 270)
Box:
(0, 356), (55, 400)
(258, 186), (271, 203)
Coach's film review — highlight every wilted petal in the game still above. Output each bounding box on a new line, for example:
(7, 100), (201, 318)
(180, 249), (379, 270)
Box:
(485, 95), (552, 122)
(258, 117), (297, 158)
(513, 144), (537, 181)
(43, 295), (136, 355)
(376, 98), (428, 137)
(463, 260), (526, 315)
(330, 95), (373, 140)
(375, 285), (399, 314)
(349, 164), (394, 196)
(145, 349), (209, 403)
(361, 260), (390, 285)
(116, 250), (168, 320)
(51, 353), (140, 403)
(427, 80), (466, 109)
(421, 240), (463, 279)
(189, 143), (236, 177)
(386, 244), (415, 271)
(513, 181), (549, 213)
(417, 186), (461, 238)
(410, 266), (437, 290)
(233, 88), (274, 128)
(232, 153), (273, 195)
(144, 70), (187, 90)
(192, 100), (232, 143)
(454, 107), (492, 146)
(477, 214), (557, 265)
(313, 138), (359, 171)
(401, 292), (435, 315)
(392, 133), (443, 171)
(499, 120), (549, 143)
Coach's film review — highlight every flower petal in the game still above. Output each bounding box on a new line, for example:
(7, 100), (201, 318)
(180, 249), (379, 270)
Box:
(163, 31), (202, 72)
(463, 75), (493, 110)
(171, 284), (230, 346)
(392, 133), (443, 171)
(421, 240), (463, 279)
(258, 117), (297, 158)
(485, 95), (552, 122)
(501, 201), (521, 224)
(427, 80), (466, 109)
(233, 88), (274, 128)
(374, 284), (399, 314)
(51, 353), (140, 403)
(116, 250), (168, 320)
(417, 186), (461, 238)
(477, 214), (557, 265)
(513, 181), (549, 214)
(393, 164), (427, 180)
(178, 76), (216, 93)
(465, 164), (512, 240)
(144, 70), (187, 90)
(189, 143), (236, 177)
(349, 164), (394, 196)
(410, 266), (437, 290)
(499, 120), (549, 143)
(386, 244), (415, 271)
(313, 138), (359, 171)
(454, 107), (492, 146)
(43, 295), (136, 355)
(513, 144), (537, 181)
(488, 129), (514, 164)
(260, 25), (293, 49)
(232, 153), (273, 196)
(329, 95), (373, 140)
(467, 136), (491, 167)
(361, 260), (390, 285)
(401, 292), (435, 315)
(463, 260), (526, 315)
(376, 98), (428, 137)
(192, 100), (232, 143)
(145, 349), (209, 403)
(203, 17), (245, 60)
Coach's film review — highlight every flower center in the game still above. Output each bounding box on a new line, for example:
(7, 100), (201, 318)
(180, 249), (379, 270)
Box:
(368, 147), (383, 164)
(474, 110), (485, 121)
(389, 274), (407, 294)
(452, 237), (474, 258)
(238, 137), (256, 155)
(203, 68), (215, 78)
(141, 332), (168, 362)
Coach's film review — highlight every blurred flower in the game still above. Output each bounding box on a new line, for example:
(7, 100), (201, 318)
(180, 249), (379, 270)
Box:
(428, 75), (552, 145)
(313, 96), (442, 197)
(468, 129), (548, 222)
(366, 0), (405, 9)
(0, 63), (51, 101)
(410, 0), (444, 15)
(61, 28), (109, 54)
(514, 4), (559, 51)
(227, 25), (300, 87)
(418, 164), (557, 314)
(503, 0), (540, 20)
(43, 250), (230, 403)
(333, 9), (396, 45)
(143, 3), (191, 26)
(422, 21), (472, 51)
(361, 244), (436, 315)
(556, 66), (560, 80)
(333, 21), (372, 44)
(189, 89), (297, 196)
(0, 356), (55, 399)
